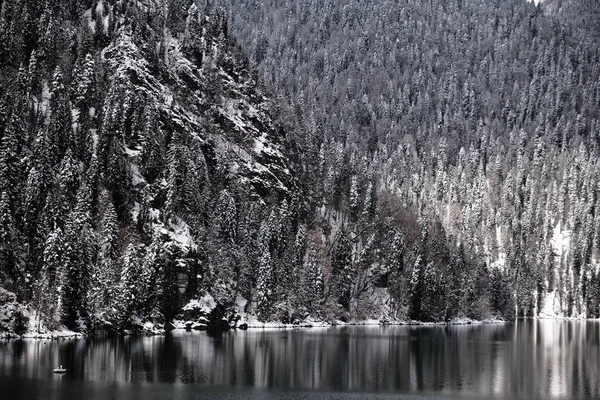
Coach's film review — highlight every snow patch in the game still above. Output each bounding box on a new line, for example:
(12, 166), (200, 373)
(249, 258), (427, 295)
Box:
(551, 224), (571, 260)
(39, 81), (51, 116)
(125, 147), (141, 157)
(84, 9), (96, 33)
(95, 0), (105, 17)
(162, 216), (195, 250)
(241, 317), (330, 329)
(234, 295), (247, 315)
(183, 294), (217, 315)
(539, 290), (562, 318)
(131, 164), (145, 186)
(103, 15), (110, 33)
(491, 252), (506, 272)
(0, 289), (85, 339)
(90, 129), (98, 153)
(71, 108), (80, 134)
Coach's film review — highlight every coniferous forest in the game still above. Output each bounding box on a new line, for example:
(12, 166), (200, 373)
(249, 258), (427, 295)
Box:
(1, 0), (600, 335)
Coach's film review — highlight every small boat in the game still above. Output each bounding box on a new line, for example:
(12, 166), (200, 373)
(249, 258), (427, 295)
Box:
(53, 366), (67, 374)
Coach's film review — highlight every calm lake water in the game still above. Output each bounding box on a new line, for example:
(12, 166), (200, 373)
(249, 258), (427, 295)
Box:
(1, 320), (599, 399)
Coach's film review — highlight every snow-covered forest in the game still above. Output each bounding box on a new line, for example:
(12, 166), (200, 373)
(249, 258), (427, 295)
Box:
(0, 0), (599, 335)
(221, 0), (600, 320)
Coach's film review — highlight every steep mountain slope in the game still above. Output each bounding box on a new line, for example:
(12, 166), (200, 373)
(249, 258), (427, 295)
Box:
(0, 0), (302, 334)
(7, 0), (600, 335)
(221, 0), (600, 319)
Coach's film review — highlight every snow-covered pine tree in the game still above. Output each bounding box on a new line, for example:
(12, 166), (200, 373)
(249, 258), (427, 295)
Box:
(331, 228), (354, 310)
(255, 243), (272, 320)
(116, 242), (141, 328)
(59, 180), (95, 330)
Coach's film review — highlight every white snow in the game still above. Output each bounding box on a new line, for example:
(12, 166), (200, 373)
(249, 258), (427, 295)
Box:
(142, 321), (164, 335)
(39, 81), (51, 116)
(234, 317), (506, 330)
(71, 108), (80, 134)
(149, 208), (161, 222)
(0, 292), (84, 339)
(161, 216), (195, 250)
(539, 290), (562, 318)
(124, 147), (141, 157)
(95, 0), (105, 17)
(240, 317), (330, 329)
(234, 295), (247, 315)
(84, 9), (96, 33)
(447, 317), (505, 325)
(224, 101), (249, 132)
(103, 15), (110, 33)
(254, 134), (266, 153)
(253, 132), (284, 160)
(131, 201), (140, 223)
(491, 252), (507, 272)
(551, 224), (571, 261)
(94, 0), (109, 33)
(163, 93), (174, 107)
(182, 294), (217, 314)
(90, 128), (98, 153)
(130, 164), (145, 186)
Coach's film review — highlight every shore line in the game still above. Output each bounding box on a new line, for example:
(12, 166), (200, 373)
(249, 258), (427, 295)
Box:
(1, 317), (511, 339)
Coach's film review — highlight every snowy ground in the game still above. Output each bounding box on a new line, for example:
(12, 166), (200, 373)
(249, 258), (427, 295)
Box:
(235, 316), (507, 330)
(0, 290), (512, 339)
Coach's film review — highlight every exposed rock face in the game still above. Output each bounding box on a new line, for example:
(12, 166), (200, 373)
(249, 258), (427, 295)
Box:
(177, 295), (242, 334)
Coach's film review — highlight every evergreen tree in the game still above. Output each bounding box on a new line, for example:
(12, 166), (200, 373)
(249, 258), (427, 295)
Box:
(303, 237), (323, 314)
(490, 267), (514, 320)
(59, 181), (95, 330)
(39, 226), (64, 327)
(0, 192), (19, 294)
(216, 189), (237, 243)
(255, 243), (272, 319)
(72, 53), (96, 108)
(157, 243), (180, 323)
(117, 242), (141, 327)
(387, 230), (406, 313)
(409, 253), (424, 321)
(331, 228), (354, 310)
(447, 244), (471, 319)
(0, 114), (22, 201)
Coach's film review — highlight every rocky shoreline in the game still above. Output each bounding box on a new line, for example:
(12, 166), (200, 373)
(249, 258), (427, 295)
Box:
(1, 289), (508, 339)
(1, 316), (509, 340)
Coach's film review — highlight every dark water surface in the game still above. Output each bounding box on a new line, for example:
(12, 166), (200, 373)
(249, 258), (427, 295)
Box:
(1, 320), (599, 399)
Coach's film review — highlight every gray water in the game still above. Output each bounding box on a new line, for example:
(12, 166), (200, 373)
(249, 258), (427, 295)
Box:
(1, 319), (599, 399)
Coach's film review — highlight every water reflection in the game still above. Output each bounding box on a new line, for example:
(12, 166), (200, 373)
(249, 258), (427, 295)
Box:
(1, 320), (599, 399)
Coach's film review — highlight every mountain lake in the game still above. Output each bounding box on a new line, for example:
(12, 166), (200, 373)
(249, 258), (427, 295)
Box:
(0, 319), (598, 399)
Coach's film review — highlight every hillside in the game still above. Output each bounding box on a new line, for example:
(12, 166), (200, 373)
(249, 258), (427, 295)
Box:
(221, 0), (600, 320)
(0, 0), (303, 335)
(3, 0), (600, 336)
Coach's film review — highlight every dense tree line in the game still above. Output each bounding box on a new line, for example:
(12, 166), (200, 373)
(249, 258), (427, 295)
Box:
(2, 0), (599, 333)
(0, 0), (307, 331)
(220, 0), (600, 319)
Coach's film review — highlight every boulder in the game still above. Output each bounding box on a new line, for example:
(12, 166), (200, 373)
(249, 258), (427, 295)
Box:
(191, 322), (207, 330)
(207, 303), (231, 334)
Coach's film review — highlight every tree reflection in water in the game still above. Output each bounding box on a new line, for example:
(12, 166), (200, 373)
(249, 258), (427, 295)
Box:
(0, 320), (599, 399)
